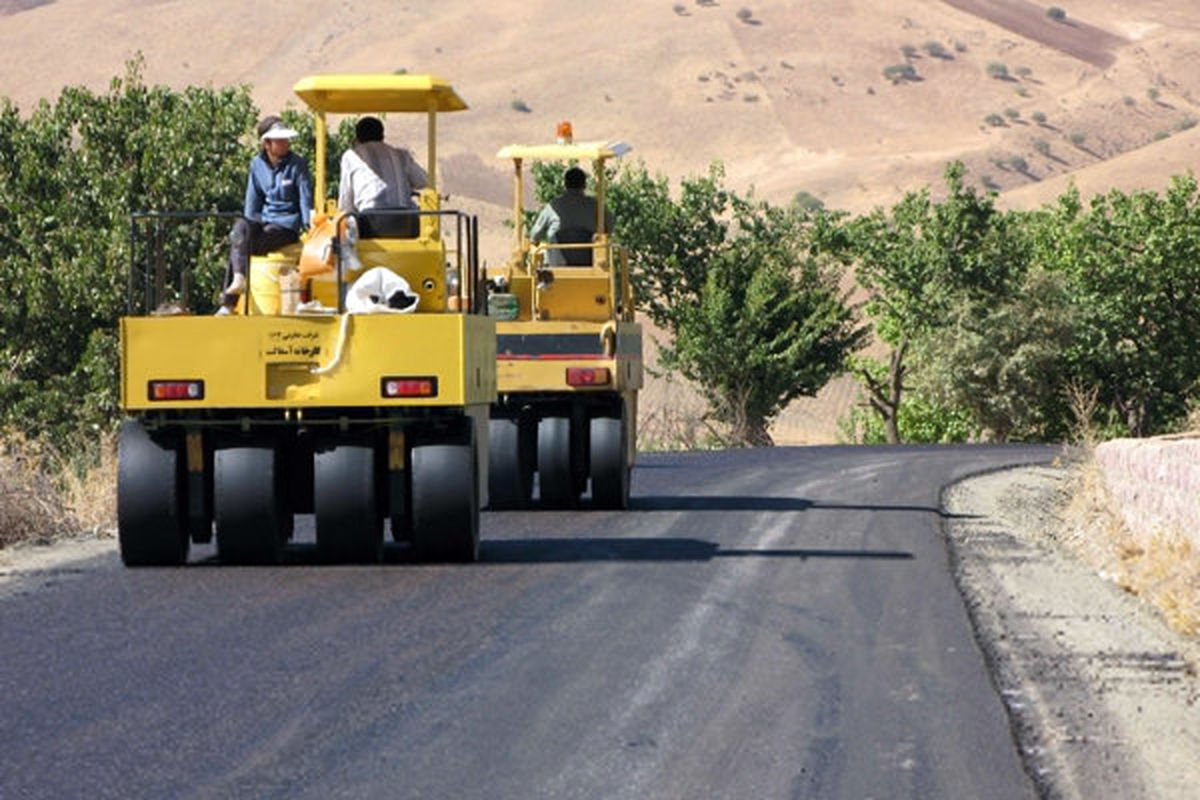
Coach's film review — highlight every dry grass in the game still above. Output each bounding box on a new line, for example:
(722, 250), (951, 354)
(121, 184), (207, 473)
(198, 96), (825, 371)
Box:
(1061, 458), (1200, 636)
(0, 431), (116, 550)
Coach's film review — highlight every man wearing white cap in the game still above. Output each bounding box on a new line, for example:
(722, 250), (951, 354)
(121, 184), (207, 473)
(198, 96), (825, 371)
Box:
(219, 115), (314, 313)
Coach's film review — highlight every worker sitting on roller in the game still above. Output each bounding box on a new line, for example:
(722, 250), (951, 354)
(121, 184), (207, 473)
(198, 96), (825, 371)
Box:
(338, 116), (427, 238)
(529, 166), (612, 266)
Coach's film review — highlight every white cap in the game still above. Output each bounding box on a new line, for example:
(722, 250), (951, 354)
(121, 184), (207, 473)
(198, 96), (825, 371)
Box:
(261, 121), (299, 141)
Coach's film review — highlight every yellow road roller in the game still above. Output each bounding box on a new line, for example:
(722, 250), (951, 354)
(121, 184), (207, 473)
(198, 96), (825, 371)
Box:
(118, 74), (494, 566)
(485, 130), (642, 509)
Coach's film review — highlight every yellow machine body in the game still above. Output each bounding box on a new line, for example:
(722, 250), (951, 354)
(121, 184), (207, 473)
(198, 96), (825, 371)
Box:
(122, 314), (495, 410)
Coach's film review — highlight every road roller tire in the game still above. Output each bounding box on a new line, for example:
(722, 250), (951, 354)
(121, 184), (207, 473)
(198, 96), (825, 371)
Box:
(117, 420), (189, 567)
(412, 443), (479, 563)
(314, 444), (383, 564)
(488, 418), (533, 509)
(590, 414), (630, 510)
(537, 416), (578, 508)
(214, 446), (285, 566)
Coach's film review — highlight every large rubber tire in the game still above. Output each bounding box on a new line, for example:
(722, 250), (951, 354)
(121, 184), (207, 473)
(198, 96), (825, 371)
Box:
(117, 420), (189, 567)
(488, 418), (533, 509)
(537, 416), (577, 508)
(314, 444), (383, 564)
(214, 447), (285, 565)
(590, 414), (630, 509)
(412, 443), (479, 563)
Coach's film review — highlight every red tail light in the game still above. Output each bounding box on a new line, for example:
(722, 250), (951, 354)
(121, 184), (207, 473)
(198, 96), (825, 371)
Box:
(381, 377), (438, 398)
(566, 367), (610, 387)
(148, 380), (204, 401)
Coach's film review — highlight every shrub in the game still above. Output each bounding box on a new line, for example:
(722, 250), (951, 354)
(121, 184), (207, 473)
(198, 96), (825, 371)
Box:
(1033, 138), (1052, 156)
(0, 431), (115, 548)
(882, 64), (918, 82)
(1153, 131), (1171, 141)
(1148, 87), (1161, 101)
(510, 98), (531, 113)
(985, 113), (1006, 127)
(1031, 110), (1048, 124)
(1008, 155), (1029, 173)
(1005, 107), (1020, 120)
(986, 62), (1010, 80)
(1047, 7), (1067, 22)
(923, 41), (951, 59)
(792, 190), (825, 212)
(1015, 87), (1031, 98)
(1175, 116), (1197, 132)
(1015, 66), (1033, 79)
(954, 40), (968, 53)
(1123, 95), (1136, 106)
(1069, 131), (1087, 147)
(736, 7), (754, 22)
(901, 44), (918, 60)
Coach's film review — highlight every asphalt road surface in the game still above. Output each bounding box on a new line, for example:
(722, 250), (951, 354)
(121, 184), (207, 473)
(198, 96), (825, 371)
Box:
(0, 444), (1057, 799)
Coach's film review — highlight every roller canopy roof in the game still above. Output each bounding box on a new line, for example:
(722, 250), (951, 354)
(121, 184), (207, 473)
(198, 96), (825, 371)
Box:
(496, 141), (632, 161)
(293, 74), (468, 113)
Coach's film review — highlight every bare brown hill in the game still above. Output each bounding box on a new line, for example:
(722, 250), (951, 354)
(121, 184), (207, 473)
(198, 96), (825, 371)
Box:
(2, 0), (1199, 442)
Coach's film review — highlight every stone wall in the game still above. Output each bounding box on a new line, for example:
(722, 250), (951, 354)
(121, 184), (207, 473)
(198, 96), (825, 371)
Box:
(1095, 436), (1200, 546)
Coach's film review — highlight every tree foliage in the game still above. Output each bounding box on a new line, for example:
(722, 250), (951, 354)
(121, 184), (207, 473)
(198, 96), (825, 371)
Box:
(843, 162), (1026, 441)
(0, 58), (258, 442)
(1029, 177), (1200, 435)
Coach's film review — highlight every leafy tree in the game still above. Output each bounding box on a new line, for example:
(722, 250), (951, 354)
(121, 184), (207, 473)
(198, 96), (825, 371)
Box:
(0, 58), (258, 442)
(845, 162), (1026, 442)
(1030, 178), (1200, 434)
(600, 162), (864, 445)
(914, 266), (1077, 440)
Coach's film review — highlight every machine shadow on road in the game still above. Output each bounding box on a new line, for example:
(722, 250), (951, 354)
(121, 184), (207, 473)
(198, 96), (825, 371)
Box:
(477, 538), (914, 564)
(630, 495), (979, 518)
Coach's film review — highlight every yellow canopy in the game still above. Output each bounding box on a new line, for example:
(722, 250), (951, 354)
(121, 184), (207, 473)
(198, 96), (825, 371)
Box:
(496, 141), (632, 162)
(293, 74), (468, 113)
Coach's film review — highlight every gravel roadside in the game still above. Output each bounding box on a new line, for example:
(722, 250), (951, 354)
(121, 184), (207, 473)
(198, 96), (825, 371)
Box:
(945, 463), (1200, 799)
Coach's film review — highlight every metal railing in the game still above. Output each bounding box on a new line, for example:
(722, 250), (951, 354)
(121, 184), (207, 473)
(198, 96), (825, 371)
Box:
(127, 208), (482, 316)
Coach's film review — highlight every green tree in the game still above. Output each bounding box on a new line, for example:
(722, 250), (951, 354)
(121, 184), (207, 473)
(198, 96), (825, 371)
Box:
(914, 266), (1076, 440)
(0, 58), (258, 442)
(603, 162), (864, 445)
(1030, 178), (1200, 434)
(845, 162), (1026, 442)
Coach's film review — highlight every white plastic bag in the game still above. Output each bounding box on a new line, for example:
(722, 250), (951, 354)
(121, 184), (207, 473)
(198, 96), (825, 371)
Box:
(345, 267), (420, 314)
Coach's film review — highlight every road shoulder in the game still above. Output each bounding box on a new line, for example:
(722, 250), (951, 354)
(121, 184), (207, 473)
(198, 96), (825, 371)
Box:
(944, 464), (1200, 799)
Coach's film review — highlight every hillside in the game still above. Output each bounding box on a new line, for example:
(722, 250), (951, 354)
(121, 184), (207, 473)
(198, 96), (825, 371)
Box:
(3, 0), (1198, 442)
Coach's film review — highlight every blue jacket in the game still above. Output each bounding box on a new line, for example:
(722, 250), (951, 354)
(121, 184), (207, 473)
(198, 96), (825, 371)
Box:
(243, 150), (313, 232)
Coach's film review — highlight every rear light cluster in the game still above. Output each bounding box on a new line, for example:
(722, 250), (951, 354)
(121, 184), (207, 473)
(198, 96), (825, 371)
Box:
(566, 367), (611, 387)
(381, 377), (438, 398)
(148, 380), (204, 401)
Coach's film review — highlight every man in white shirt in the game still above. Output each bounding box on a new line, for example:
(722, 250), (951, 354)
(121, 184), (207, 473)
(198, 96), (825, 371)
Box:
(338, 116), (428, 237)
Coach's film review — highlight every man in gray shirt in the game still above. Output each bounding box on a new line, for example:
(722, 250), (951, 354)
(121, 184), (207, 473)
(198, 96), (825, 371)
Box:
(530, 167), (612, 265)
